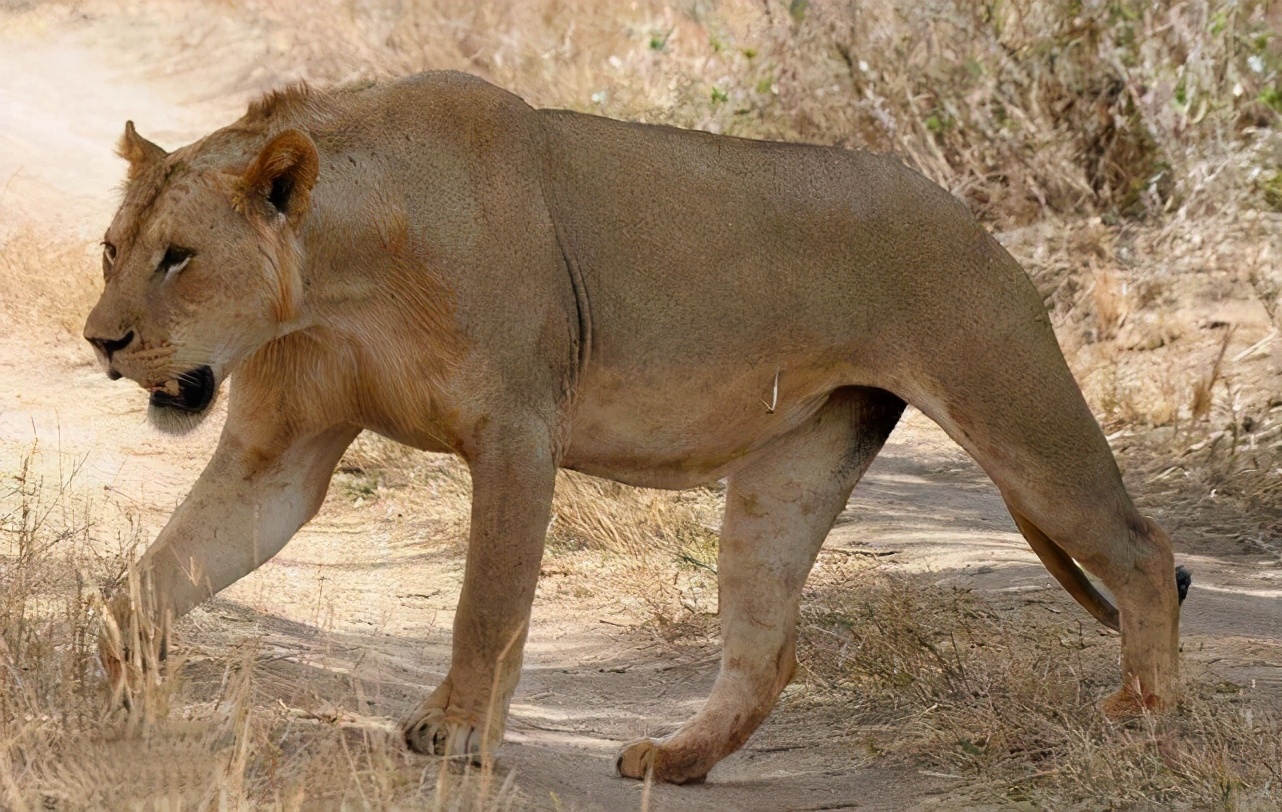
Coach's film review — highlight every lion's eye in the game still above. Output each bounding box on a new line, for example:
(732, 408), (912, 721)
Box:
(159, 246), (194, 277)
(102, 242), (117, 275)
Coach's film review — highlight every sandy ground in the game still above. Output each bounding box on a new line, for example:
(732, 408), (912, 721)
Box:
(2, 6), (1280, 810)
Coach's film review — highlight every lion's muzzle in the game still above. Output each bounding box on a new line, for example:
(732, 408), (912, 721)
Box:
(85, 329), (134, 379)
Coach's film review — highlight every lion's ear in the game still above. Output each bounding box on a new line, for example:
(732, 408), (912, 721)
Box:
(239, 129), (319, 225)
(117, 121), (166, 178)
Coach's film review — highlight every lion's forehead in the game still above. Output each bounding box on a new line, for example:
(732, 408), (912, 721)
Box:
(110, 132), (259, 245)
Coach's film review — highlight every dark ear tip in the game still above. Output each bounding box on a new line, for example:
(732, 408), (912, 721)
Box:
(1175, 565), (1191, 604)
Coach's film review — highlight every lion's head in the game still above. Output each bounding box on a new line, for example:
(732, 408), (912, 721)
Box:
(83, 120), (319, 433)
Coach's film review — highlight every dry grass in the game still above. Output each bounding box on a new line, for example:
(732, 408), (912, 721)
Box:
(8, 437), (1278, 808)
(8, 0), (1241, 228)
(0, 433), (717, 808)
(546, 472), (723, 632)
(0, 445), (533, 809)
(797, 562), (1282, 809)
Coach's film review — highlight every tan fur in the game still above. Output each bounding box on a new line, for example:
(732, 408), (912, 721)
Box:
(84, 71), (1183, 784)
(116, 121), (166, 180)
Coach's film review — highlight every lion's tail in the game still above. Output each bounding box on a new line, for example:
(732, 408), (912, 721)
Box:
(1006, 504), (1191, 632)
(1007, 504), (1121, 631)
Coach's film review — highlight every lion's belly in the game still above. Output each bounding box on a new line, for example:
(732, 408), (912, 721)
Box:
(560, 361), (850, 489)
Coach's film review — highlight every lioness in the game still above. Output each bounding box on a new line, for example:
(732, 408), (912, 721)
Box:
(85, 71), (1186, 784)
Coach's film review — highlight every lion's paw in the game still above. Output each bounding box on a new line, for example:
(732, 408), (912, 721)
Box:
(98, 594), (167, 709)
(401, 707), (495, 762)
(616, 738), (707, 785)
(1102, 686), (1166, 720)
(616, 738), (658, 779)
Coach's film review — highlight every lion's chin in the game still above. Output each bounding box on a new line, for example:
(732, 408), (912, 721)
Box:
(147, 401), (216, 435)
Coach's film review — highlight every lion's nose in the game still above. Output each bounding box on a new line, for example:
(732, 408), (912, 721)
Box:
(86, 330), (135, 377)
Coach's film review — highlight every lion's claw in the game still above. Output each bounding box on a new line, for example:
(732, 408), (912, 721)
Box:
(402, 707), (487, 763)
(616, 738), (657, 779)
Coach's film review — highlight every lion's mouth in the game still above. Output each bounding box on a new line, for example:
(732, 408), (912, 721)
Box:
(149, 365), (216, 413)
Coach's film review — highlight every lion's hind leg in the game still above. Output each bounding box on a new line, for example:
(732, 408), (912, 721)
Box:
(617, 387), (905, 784)
(909, 358), (1183, 717)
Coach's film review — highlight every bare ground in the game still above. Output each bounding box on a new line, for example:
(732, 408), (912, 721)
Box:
(2, 4), (1280, 810)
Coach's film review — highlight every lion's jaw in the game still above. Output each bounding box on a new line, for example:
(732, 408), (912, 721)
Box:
(145, 364), (220, 435)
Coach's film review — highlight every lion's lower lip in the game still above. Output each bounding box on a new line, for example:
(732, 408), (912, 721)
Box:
(149, 365), (216, 413)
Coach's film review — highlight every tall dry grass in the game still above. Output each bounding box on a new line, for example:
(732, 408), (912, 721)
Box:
(219, 0), (1282, 225)
(798, 562), (1282, 809)
(771, 0), (1281, 222)
(0, 444), (533, 809)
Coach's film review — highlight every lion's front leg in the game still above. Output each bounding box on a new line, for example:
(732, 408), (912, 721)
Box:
(103, 422), (360, 696)
(402, 427), (555, 763)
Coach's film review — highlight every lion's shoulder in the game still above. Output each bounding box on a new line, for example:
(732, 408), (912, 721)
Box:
(245, 82), (316, 123)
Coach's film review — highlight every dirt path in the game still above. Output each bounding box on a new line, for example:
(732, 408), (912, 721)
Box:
(1, 6), (1279, 810)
